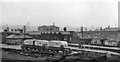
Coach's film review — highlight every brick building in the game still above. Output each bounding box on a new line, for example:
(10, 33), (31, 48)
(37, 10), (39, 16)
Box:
(27, 31), (75, 43)
(27, 25), (76, 43)
(78, 27), (120, 41)
(6, 34), (32, 45)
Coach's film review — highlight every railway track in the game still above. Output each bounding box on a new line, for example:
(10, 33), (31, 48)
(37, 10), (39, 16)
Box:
(1, 48), (120, 62)
(2, 48), (120, 62)
(0, 43), (120, 56)
(68, 43), (120, 54)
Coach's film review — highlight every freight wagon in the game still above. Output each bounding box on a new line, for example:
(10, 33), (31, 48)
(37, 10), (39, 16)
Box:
(90, 39), (119, 47)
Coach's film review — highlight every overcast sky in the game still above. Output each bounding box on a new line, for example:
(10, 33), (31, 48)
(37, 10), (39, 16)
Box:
(0, 0), (120, 28)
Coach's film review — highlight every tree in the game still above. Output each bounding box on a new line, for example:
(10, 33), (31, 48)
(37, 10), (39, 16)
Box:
(63, 27), (67, 31)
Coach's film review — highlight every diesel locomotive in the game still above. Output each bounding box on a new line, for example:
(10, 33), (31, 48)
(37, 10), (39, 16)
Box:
(21, 39), (71, 56)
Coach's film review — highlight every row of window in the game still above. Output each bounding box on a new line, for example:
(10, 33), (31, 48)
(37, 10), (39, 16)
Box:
(38, 27), (59, 32)
(46, 28), (52, 31)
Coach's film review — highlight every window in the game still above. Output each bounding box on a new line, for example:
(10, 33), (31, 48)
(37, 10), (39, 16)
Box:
(46, 29), (49, 31)
(50, 28), (52, 31)
(69, 37), (72, 41)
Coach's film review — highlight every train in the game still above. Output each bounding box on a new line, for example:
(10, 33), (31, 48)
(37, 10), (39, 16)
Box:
(90, 39), (119, 47)
(79, 38), (119, 47)
(21, 39), (71, 56)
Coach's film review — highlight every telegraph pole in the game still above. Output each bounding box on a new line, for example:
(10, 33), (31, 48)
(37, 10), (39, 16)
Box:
(23, 25), (26, 40)
(80, 26), (84, 50)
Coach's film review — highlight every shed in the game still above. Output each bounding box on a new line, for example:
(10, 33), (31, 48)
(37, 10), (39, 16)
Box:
(6, 34), (33, 45)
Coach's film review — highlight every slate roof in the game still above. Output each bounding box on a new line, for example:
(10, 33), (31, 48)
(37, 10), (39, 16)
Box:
(103, 28), (119, 31)
(6, 34), (32, 39)
(60, 31), (71, 35)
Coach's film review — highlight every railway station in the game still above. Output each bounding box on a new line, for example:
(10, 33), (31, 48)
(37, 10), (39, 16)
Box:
(0, 24), (120, 62)
(1, 0), (120, 62)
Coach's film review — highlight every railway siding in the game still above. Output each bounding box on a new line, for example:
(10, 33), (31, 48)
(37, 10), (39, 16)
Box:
(0, 43), (120, 56)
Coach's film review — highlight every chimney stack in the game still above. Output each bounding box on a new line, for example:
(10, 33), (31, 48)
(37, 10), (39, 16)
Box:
(108, 26), (110, 29)
(23, 25), (26, 33)
(7, 27), (9, 31)
(81, 26), (83, 32)
(100, 27), (102, 30)
(81, 26), (83, 38)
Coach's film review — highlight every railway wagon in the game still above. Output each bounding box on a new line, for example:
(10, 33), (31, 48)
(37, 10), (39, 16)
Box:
(90, 39), (102, 45)
(90, 39), (107, 45)
(90, 39), (119, 47)
(104, 40), (118, 47)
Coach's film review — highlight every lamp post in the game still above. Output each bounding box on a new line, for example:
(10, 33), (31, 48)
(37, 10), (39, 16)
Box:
(118, 28), (120, 54)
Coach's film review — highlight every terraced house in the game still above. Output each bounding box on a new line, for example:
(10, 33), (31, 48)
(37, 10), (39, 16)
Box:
(77, 27), (120, 46)
(78, 27), (120, 40)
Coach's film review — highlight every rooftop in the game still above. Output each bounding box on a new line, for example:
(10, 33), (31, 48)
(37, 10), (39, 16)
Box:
(102, 27), (119, 31)
(6, 34), (33, 39)
(38, 24), (59, 28)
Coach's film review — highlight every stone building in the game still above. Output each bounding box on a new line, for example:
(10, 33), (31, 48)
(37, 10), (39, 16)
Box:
(27, 31), (74, 43)
(27, 25), (76, 43)
(38, 24), (59, 32)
